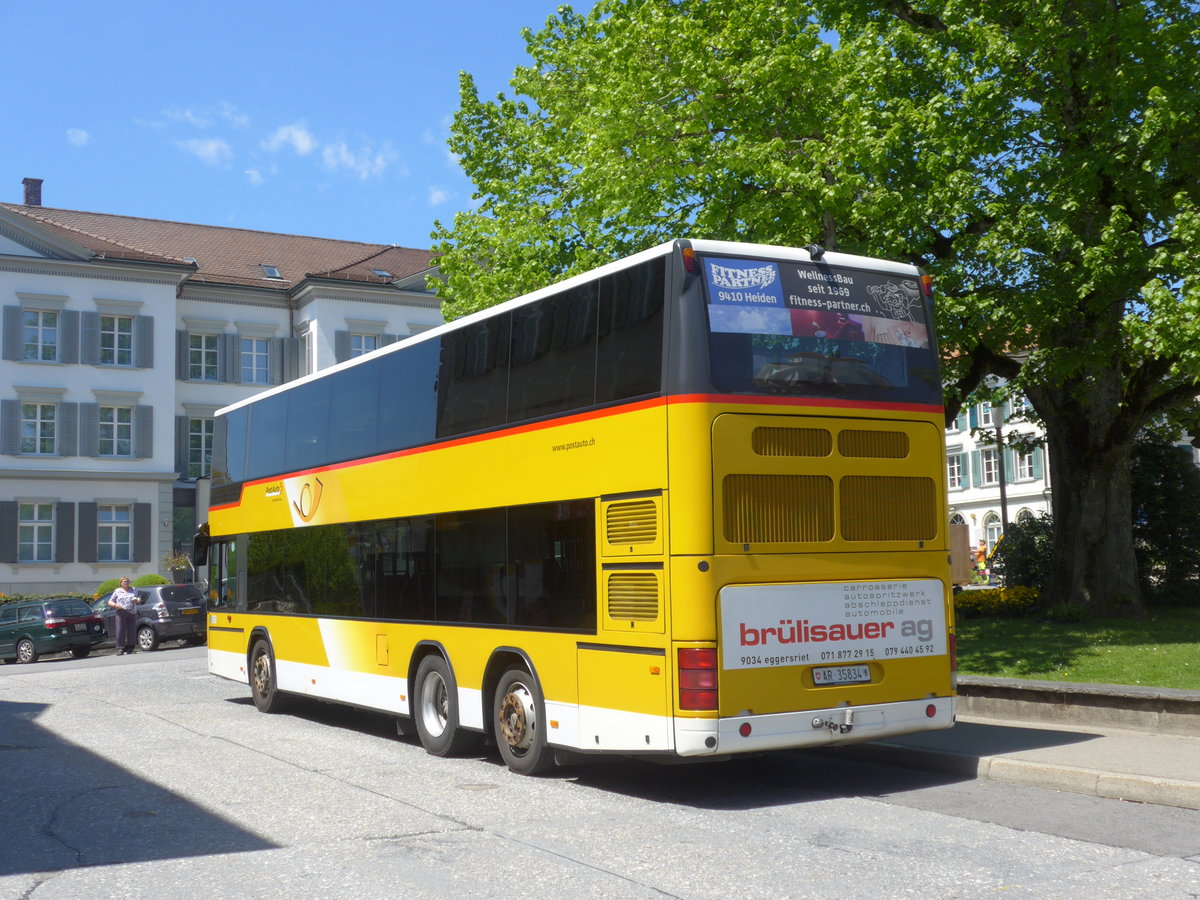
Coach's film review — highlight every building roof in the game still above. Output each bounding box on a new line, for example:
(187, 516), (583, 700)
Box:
(0, 203), (436, 293)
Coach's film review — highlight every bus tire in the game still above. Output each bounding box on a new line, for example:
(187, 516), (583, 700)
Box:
(413, 655), (478, 757)
(250, 639), (289, 714)
(493, 667), (554, 776)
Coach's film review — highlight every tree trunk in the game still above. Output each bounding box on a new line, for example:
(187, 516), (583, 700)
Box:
(1042, 418), (1146, 617)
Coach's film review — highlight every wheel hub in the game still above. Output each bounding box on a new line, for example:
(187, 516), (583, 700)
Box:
(498, 684), (536, 751)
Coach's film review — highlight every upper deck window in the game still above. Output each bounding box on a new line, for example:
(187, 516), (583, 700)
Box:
(701, 254), (942, 407)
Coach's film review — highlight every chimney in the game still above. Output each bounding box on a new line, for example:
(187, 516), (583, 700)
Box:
(22, 178), (43, 207)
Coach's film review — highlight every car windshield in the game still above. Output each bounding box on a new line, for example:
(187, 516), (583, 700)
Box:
(45, 600), (92, 617)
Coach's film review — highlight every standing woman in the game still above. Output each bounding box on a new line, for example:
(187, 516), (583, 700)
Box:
(108, 577), (139, 655)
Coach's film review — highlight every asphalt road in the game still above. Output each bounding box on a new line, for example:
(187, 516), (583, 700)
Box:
(1, 646), (1198, 899)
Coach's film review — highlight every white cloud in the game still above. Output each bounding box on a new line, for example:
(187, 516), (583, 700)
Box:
(166, 107), (212, 128)
(427, 186), (450, 206)
(321, 140), (400, 180)
(263, 123), (317, 156)
(244, 169), (264, 186)
(66, 128), (91, 147)
(219, 102), (250, 128)
(177, 138), (233, 166)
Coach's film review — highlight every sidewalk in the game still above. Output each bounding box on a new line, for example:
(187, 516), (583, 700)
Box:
(838, 677), (1200, 811)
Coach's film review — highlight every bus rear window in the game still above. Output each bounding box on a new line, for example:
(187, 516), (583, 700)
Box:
(700, 254), (942, 406)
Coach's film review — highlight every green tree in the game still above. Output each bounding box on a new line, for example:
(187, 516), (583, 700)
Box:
(433, 0), (1200, 615)
(1131, 436), (1200, 604)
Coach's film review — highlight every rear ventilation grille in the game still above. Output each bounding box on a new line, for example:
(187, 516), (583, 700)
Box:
(606, 500), (658, 545)
(752, 427), (832, 457)
(607, 572), (660, 621)
(838, 429), (910, 458)
(840, 476), (938, 541)
(723, 474), (834, 543)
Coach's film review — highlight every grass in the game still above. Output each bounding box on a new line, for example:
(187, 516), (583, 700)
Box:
(955, 607), (1200, 690)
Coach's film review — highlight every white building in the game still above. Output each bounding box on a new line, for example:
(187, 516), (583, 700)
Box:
(0, 178), (442, 596)
(945, 394), (1051, 572)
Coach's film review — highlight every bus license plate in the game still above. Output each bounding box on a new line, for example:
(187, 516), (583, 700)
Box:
(812, 664), (871, 686)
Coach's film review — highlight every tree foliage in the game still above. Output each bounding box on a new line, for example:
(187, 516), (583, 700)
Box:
(433, 0), (1200, 614)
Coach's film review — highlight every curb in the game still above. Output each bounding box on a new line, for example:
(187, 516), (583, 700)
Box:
(957, 676), (1200, 736)
(836, 739), (1200, 811)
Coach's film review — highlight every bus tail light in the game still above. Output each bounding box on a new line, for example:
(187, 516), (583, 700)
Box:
(678, 648), (718, 710)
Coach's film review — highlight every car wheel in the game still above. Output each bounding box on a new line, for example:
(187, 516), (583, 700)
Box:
(137, 625), (160, 652)
(16, 639), (38, 664)
(493, 667), (554, 775)
(70, 647), (91, 659)
(250, 639), (289, 713)
(413, 655), (480, 757)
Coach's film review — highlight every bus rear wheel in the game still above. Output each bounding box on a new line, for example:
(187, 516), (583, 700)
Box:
(493, 668), (554, 776)
(250, 639), (289, 714)
(413, 655), (478, 757)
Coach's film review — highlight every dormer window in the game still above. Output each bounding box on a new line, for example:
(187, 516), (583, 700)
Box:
(260, 264), (283, 279)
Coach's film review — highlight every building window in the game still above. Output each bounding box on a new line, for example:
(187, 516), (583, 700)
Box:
(18, 503), (53, 562)
(1016, 447), (1036, 480)
(98, 505), (132, 562)
(189, 334), (220, 381)
(189, 417), (214, 478)
(978, 402), (994, 428)
(20, 403), (56, 454)
(981, 447), (1000, 486)
(350, 333), (379, 358)
(300, 329), (313, 376)
(241, 338), (270, 384)
(947, 453), (964, 490)
(984, 512), (1003, 558)
(99, 406), (134, 457)
(100, 315), (134, 366)
(22, 310), (58, 362)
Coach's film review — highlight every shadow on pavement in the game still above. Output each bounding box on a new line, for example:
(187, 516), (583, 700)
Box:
(0, 700), (276, 877)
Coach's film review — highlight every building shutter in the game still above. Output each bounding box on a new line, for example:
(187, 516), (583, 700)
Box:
(60, 310), (80, 364)
(0, 400), (19, 455)
(970, 450), (981, 488)
(133, 502), (151, 562)
(79, 403), (99, 458)
(282, 337), (300, 382)
(175, 415), (189, 476)
(134, 405), (153, 459)
(58, 403), (79, 457)
(218, 333), (237, 383)
(0, 501), (16, 563)
(176, 330), (190, 380)
(2, 306), (21, 360)
(135, 315), (154, 368)
(1033, 447), (1044, 479)
(80, 311), (100, 365)
(381, 333), (399, 347)
(55, 502), (75, 563)
(77, 502), (97, 563)
(334, 330), (351, 363)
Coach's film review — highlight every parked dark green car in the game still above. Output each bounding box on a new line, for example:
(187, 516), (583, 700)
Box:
(0, 598), (107, 664)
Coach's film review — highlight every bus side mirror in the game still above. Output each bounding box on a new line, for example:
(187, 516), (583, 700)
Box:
(192, 522), (210, 566)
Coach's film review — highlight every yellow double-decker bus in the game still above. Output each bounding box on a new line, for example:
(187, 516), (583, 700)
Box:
(202, 239), (956, 775)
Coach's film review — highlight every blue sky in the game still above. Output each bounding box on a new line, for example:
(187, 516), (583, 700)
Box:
(3, 1), (576, 249)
